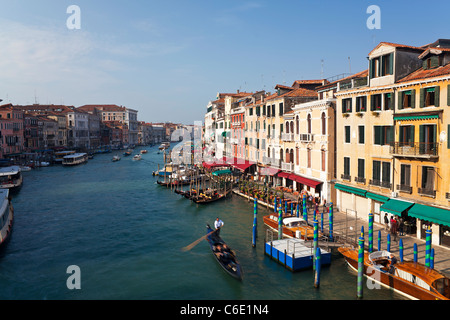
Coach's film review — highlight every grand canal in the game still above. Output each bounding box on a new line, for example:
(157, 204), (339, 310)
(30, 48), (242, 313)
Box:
(0, 146), (405, 300)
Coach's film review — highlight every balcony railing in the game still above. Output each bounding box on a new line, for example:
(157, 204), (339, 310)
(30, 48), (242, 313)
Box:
(397, 184), (412, 194)
(281, 133), (294, 142)
(281, 162), (294, 172)
(418, 188), (436, 198)
(390, 142), (438, 157)
(299, 133), (314, 142)
(355, 176), (366, 184)
(370, 179), (392, 189)
(341, 174), (351, 181)
(263, 156), (281, 168)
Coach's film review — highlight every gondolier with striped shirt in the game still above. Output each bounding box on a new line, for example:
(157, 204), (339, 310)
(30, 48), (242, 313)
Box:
(214, 217), (224, 235)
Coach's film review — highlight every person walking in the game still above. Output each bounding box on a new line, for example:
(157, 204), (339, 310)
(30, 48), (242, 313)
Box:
(384, 213), (389, 231)
(390, 217), (398, 242)
(214, 217), (224, 235)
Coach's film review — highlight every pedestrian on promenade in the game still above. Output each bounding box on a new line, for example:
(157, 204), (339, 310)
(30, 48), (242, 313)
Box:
(322, 198), (327, 214)
(384, 213), (389, 231)
(399, 218), (405, 236)
(390, 217), (398, 242)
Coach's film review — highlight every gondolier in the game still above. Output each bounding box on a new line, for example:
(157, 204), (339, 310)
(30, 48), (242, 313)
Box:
(214, 217), (224, 235)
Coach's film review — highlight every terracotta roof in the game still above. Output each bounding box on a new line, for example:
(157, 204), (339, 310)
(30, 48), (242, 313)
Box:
(418, 47), (450, 59)
(369, 42), (425, 55)
(264, 87), (317, 102)
(397, 63), (450, 83)
(78, 104), (126, 112)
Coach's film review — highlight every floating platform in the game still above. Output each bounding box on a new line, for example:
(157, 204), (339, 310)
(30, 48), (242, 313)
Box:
(264, 238), (331, 272)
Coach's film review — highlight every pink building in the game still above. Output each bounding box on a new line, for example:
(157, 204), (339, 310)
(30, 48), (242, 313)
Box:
(0, 104), (24, 158)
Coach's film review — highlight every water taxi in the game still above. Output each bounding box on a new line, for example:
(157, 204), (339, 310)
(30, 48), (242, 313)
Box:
(0, 166), (23, 191)
(0, 189), (13, 247)
(263, 215), (316, 240)
(54, 150), (76, 164)
(140, 149), (148, 154)
(62, 153), (88, 166)
(133, 154), (142, 160)
(159, 142), (170, 150)
(338, 246), (450, 300)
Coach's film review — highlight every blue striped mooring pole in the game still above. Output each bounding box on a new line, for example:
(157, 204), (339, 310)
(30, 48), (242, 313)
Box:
(303, 194), (307, 222)
(430, 248), (435, 269)
(252, 197), (257, 247)
(387, 233), (391, 252)
(314, 247), (321, 288)
(278, 209), (283, 240)
(357, 230), (364, 299)
(378, 230), (381, 251)
(399, 238), (403, 262)
(296, 203), (300, 218)
(413, 243), (418, 263)
(425, 227), (431, 268)
(328, 202), (333, 241)
(368, 212), (373, 253)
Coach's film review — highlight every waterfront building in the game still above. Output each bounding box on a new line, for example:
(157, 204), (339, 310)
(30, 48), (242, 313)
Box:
(335, 39), (450, 247)
(23, 114), (40, 152)
(66, 109), (89, 149)
(37, 115), (58, 149)
(0, 104), (24, 158)
(204, 96), (224, 161)
(46, 112), (68, 148)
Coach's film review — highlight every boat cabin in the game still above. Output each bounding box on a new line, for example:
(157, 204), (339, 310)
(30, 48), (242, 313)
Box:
(0, 166), (23, 190)
(62, 153), (88, 166)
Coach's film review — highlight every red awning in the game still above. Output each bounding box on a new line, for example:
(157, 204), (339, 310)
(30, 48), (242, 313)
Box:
(260, 167), (281, 176)
(202, 160), (231, 170)
(288, 173), (322, 188)
(278, 172), (290, 178)
(226, 157), (256, 172)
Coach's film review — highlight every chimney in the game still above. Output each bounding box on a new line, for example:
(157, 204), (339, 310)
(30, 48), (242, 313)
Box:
(237, 89), (240, 94)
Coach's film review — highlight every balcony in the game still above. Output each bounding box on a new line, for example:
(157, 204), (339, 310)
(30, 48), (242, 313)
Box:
(390, 142), (438, 159)
(281, 133), (294, 142)
(370, 179), (392, 189)
(263, 156), (281, 168)
(418, 188), (436, 198)
(299, 133), (314, 142)
(397, 184), (412, 194)
(354, 176), (366, 184)
(281, 162), (294, 172)
(341, 174), (351, 181)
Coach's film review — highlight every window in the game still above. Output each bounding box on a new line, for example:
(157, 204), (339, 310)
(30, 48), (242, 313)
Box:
(345, 126), (351, 143)
(382, 162), (391, 188)
(384, 93), (393, 110)
(296, 116), (299, 135)
(398, 90), (416, 109)
(321, 113), (326, 135)
(321, 150), (326, 171)
(419, 124), (437, 155)
(374, 126), (394, 145)
(400, 164), (411, 190)
(279, 103), (284, 116)
(420, 86), (440, 108)
(342, 98), (352, 113)
(370, 94), (382, 111)
(399, 125), (414, 146)
(370, 53), (393, 78)
(307, 114), (312, 134)
(249, 108), (253, 116)
(307, 148), (311, 168)
(296, 147), (299, 165)
(358, 126), (365, 144)
(372, 160), (381, 184)
(420, 166), (435, 196)
(343, 157), (350, 180)
(356, 96), (367, 112)
(357, 159), (365, 183)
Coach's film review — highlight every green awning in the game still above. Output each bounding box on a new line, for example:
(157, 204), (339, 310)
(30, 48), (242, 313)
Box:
(366, 192), (390, 203)
(380, 199), (414, 216)
(212, 169), (232, 176)
(334, 183), (367, 197)
(408, 204), (450, 227)
(393, 114), (439, 121)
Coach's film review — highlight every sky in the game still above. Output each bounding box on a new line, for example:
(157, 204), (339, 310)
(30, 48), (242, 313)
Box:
(0, 0), (449, 124)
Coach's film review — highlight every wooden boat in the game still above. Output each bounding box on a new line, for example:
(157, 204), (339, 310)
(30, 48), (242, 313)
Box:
(206, 224), (242, 280)
(0, 189), (13, 247)
(192, 192), (226, 204)
(338, 246), (450, 300)
(263, 214), (316, 240)
(62, 153), (88, 166)
(0, 166), (23, 191)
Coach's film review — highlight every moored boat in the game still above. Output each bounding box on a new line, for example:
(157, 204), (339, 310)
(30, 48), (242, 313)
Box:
(263, 214), (316, 240)
(62, 153), (88, 166)
(206, 224), (242, 280)
(338, 246), (450, 300)
(54, 150), (76, 164)
(0, 189), (13, 247)
(0, 166), (23, 191)
(192, 191), (226, 204)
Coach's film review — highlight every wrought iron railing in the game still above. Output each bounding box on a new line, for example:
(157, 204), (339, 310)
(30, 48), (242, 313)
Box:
(390, 142), (438, 157)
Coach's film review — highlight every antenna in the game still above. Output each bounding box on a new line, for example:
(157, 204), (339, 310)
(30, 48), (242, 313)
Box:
(348, 57), (352, 74)
(321, 59), (324, 78)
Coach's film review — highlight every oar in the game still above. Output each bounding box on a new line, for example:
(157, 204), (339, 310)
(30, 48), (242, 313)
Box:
(182, 227), (220, 252)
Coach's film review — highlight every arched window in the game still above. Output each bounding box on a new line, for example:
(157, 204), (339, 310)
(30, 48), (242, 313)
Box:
(321, 112), (326, 135)
(296, 147), (299, 165)
(285, 121), (290, 133)
(290, 121), (294, 134)
(267, 148), (270, 158)
(290, 149), (294, 164)
(296, 116), (299, 135)
(280, 148), (283, 161)
(285, 148), (290, 163)
(307, 114), (312, 134)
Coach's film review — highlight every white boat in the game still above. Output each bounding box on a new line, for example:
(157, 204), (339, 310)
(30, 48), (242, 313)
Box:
(0, 189), (13, 247)
(133, 154), (142, 160)
(0, 166), (23, 191)
(62, 153), (88, 166)
(112, 155), (121, 162)
(19, 166), (32, 172)
(54, 151), (76, 164)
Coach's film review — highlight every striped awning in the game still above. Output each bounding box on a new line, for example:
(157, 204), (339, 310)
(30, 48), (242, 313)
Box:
(393, 114), (439, 121)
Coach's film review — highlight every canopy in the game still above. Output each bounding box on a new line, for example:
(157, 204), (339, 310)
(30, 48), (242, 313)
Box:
(380, 199), (414, 216)
(334, 183), (367, 197)
(225, 157), (255, 172)
(212, 169), (232, 176)
(366, 192), (390, 203)
(260, 167), (281, 176)
(288, 173), (322, 188)
(408, 204), (450, 227)
(278, 172), (290, 178)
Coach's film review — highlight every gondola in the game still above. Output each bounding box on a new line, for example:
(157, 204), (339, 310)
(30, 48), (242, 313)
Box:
(206, 224), (242, 280)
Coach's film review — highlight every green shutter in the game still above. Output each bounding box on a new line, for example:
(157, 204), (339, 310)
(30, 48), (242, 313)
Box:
(430, 56), (439, 68)
(419, 125), (425, 143)
(410, 126), (415, 144)
(389, 53), (394, 75)
(423, 59), (428, 70)
(447, 84), (450, 106)
(435, 86), (440, 107)
(448, 124), (450, 149)
(410, 89), (416, 108)
(420, 88), (425, 108)
(369, 60), (374, 79)
(374, 126), (381, 145)
(398, 91), (403, 110)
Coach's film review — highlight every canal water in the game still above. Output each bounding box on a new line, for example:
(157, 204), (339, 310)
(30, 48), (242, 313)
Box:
(0, 147), (406, 300)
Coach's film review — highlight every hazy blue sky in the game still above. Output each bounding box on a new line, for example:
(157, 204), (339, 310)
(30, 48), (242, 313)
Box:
(0, 0), (449, 124)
